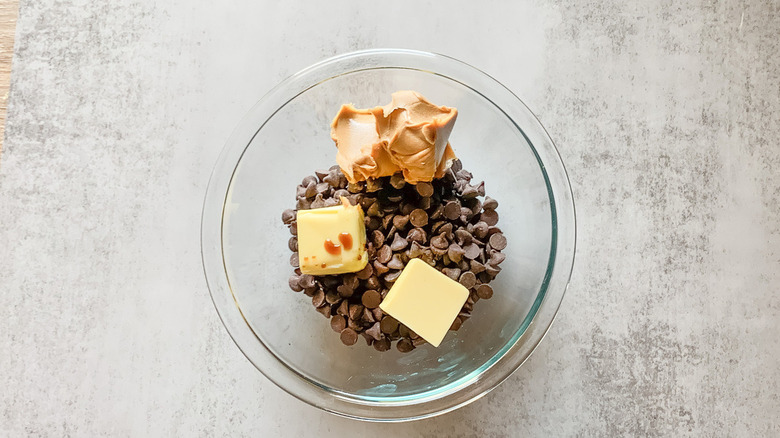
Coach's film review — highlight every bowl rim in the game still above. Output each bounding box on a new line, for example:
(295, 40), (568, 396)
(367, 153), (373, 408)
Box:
(201, 48), (576, 422)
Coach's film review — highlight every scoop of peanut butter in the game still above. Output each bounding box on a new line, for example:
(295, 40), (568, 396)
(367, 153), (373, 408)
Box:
(331, 91), (457, 184)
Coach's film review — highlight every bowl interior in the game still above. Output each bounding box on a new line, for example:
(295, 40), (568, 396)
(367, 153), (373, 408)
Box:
(221, 68), (553, 400)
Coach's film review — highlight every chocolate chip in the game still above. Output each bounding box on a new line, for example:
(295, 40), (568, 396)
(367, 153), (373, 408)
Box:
(476, 284), (494, 299)
(430, 204), (444, 220)
(409, 209), (428, 227)
(296, 185), (307, 199)
(316, 304), (332, 318)
(387, 193), (404, 203)
(490, 251), (506, 265)
(348, 318), (362, 331)
(418, 196), (432, 210)
(416, 181), (434, 197)
(397, 338), (415, 353)
(301, 175), (317, 187)
(390, 234), (409, 252)
(305, 182), (319, 199)
(325, 291), (340, 305)
(473, 221), (489, 239)
(431, 234), (449, 250)
(337, 284), (354, 298)
(366, 201), (382, 217)
(406, 241), (424, 259)
(289, 222), (298, 236)
(450, 316), (463, 331)
(489, 233), (507, 250)
(380, 316), (399, 334)
(447, 244), (465, 263)
(324, 172), (340, 187)
(468, 198), (482, 215)
(314, 169), (329, 181)
(373, 338), (391, 351)
(333, 188), (349, 200)
(481, 209), (499, 226)
(360, 196), (375, 210)
(282, 209), (296, 224)
(362, 290), (382, 309)
(356, 263), (373, 280)
(398, 324), (410, 338)
(372, 307), (384, 320)
(311, 194), (327, 209)
(288, 275), (303, 292)
(337, 300), (350, 316)
(340, 328), (358, 346)
(412, 338), (427, 347)
(390, 174), (406, 189)
(331, 315), (347, 332)
(392, 214), (410, 230)
(377, 245), (392, 264)
(366, 322), (383, 341)
(312, 290), (326, 308)
(487, 226), (503, 237)
(450, 159), (463, 172)
(362, 307), (376, 323)
(463, 243), (481, 260)
(365, 216), (381, 230)
(459, 271), (477, 289)
(444, 201), (461, 220)
(406, 227), (427, 244)
(298, 274), (315, 289)
(348, 304), (364, 320)
(373, 261), (389, 275)
(366, 178), (383, 192)
(371, 229), (385, 247)
(486, 264), (501, 278)
(347, 181), (364, 193)
(470, 260), (486, 274)
(455, 229), (472, 246)
(387, 254), (405, 270)
(343, 274), (359, 290)
(384, 270), (403, 282)
(288, 237), (298, 252)
(382, 214), (394, 230)
(365, 275), (381, 290)
(460, 207), (474, 222)
(483, 196), (498, 210)
(442, 267), (461, 281)
(461, 184), (478, 199)
(456, 169), (472, 181)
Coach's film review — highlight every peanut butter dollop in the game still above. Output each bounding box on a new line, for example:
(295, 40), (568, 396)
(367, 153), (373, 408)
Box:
(331, 91), (458, 184)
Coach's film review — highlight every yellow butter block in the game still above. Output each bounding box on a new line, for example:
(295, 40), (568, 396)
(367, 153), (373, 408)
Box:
(297, 198), (368, 275)
(379, 258), (469, 347)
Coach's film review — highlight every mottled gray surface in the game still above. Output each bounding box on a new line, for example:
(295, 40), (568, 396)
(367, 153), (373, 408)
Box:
(1, 0), (778, 436)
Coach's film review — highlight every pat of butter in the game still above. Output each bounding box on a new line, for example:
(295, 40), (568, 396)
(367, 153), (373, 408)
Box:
(297, 198), (368, 275)
(379, 258), (469, 347)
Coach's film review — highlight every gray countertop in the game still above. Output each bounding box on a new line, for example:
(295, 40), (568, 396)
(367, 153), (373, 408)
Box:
(1, 1), (778, 436)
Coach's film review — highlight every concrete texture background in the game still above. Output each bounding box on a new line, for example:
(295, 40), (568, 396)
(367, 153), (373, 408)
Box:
(1, 0), (778, 436)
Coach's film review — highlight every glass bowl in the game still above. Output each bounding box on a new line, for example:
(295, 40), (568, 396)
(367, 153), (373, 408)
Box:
(201, 49), (575, 421)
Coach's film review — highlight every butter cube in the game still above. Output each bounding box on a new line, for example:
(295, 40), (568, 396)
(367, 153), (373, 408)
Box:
(297, 198), (368, 275)
(379, 258), (469, 347)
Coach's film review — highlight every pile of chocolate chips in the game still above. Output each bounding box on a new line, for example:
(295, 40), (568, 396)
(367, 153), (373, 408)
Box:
(282, 159), (506, 353)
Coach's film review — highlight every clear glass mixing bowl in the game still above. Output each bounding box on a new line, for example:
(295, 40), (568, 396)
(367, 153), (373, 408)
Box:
(201, 49), (576, 421)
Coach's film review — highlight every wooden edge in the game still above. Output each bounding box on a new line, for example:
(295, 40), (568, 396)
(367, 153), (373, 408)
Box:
(0, 0), (19, 160)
